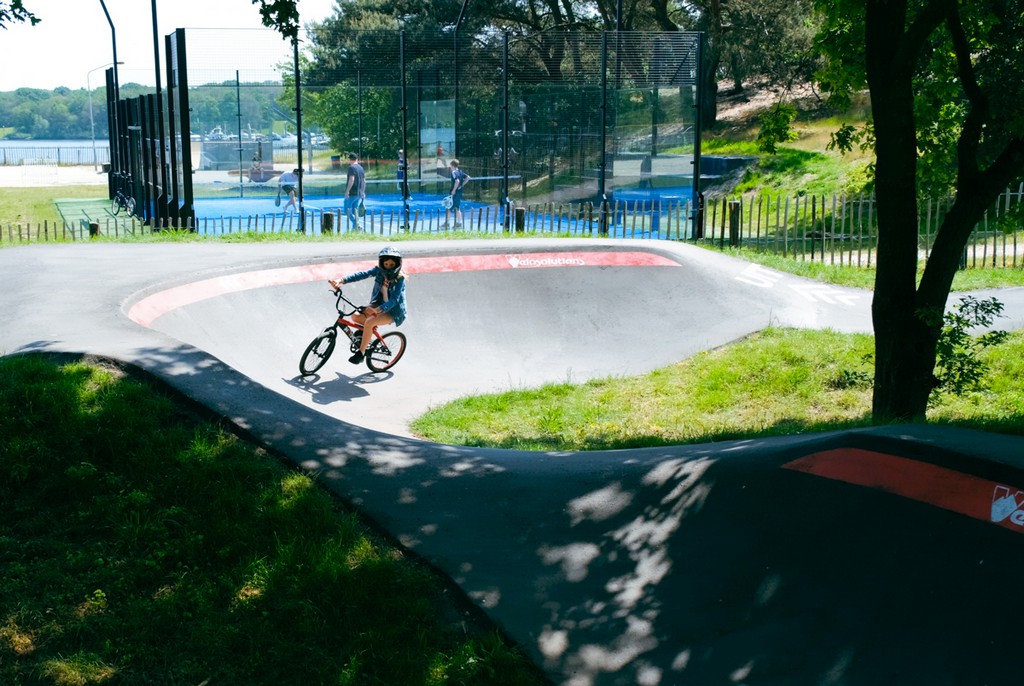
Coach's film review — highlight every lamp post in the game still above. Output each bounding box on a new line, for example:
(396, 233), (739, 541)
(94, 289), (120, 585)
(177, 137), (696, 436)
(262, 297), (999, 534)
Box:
(99, 0), (121, 180)
(87, 62), (120, 171)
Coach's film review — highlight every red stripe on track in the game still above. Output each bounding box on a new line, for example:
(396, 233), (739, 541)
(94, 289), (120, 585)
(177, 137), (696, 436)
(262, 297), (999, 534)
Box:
(405, 252), (679, 273)
(784, 448), (1024, 533)
(127, 251), (678, 326)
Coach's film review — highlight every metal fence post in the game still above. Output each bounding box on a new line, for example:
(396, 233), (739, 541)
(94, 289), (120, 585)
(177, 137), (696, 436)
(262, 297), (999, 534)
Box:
(729, 200), (741, 246)
(598, 32), (609, 236)
(514, 206), (526, 233)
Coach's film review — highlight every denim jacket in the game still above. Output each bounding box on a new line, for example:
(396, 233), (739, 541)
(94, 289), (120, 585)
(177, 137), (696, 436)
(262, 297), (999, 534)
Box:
(343, 266), (407, 326)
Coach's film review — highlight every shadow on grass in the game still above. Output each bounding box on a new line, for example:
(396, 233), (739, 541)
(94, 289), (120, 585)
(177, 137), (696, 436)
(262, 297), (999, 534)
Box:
(7, 348), (1024, 686)
(0, 352), (547, 686)
(451, 414), (877, 452)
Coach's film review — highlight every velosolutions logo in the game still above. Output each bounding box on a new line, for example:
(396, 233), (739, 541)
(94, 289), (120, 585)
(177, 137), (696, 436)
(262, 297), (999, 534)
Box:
(505, 254), (587, 268)
(992, 485), (1024, 527)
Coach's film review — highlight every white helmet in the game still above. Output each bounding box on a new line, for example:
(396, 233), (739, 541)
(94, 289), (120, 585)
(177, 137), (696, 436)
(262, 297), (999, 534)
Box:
(378, 245), (402, 277)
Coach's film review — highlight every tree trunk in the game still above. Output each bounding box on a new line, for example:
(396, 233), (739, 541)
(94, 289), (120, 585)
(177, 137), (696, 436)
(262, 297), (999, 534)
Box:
(648, 0), (678, 32)
(697, 0), (725, 129)
(700, 64), (720, 129)
(866, 0), (935, 422)
(872, 295), (939, 423)
(866, 0), (1024, 422)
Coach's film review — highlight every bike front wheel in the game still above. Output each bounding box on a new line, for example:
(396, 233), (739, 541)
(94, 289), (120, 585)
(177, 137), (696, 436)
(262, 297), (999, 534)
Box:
(112, 195), (122, 216)
(299, 330), (337, 375)
(365, 331), (407, 372)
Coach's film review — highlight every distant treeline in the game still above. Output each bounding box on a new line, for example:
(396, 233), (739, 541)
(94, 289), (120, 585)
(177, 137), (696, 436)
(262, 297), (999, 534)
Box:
(0, 81), (285, 141)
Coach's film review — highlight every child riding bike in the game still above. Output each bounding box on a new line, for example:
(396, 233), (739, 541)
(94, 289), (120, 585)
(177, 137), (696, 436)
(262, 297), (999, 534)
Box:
(328, 246), (407, 364)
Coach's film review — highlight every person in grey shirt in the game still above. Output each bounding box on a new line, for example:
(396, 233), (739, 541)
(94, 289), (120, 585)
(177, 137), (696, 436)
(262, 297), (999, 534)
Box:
(344, 153), (366, 231)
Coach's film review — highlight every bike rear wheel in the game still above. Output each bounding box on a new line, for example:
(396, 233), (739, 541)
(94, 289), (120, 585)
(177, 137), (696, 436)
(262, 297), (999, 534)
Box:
(299, 330), (337, 375)
(112, 195), (122, 216)
(365, 331), (407, 372)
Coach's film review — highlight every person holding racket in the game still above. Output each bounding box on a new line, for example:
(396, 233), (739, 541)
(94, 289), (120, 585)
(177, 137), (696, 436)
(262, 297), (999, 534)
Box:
(444, 159), (470, 229)
(276, 168), (299, 212)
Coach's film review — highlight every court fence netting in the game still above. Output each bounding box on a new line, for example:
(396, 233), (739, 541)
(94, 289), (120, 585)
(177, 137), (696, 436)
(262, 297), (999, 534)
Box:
(101, 27), (704, 235)
(9, 183), (1017, 271)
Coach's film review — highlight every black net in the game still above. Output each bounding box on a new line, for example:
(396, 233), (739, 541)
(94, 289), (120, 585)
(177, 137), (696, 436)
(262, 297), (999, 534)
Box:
(143, 27), (701, 229)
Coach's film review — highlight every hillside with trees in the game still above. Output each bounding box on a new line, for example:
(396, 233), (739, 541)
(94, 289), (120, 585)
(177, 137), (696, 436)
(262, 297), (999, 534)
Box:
(0, 82), (286, 141)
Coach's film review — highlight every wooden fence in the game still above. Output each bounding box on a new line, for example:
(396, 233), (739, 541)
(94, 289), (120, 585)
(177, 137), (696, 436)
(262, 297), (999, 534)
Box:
(5, 184), (1023, 268)
(698, 183), (1024, 268)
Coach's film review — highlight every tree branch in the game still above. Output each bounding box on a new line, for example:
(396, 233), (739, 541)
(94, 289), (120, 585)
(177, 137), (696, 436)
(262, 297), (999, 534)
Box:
(648, 0), (679, 32)
(894, 0), (951, 70)
(253, 0), (300, 41)
(946, 2), (987, 181)
(974, 137), (1024, 194)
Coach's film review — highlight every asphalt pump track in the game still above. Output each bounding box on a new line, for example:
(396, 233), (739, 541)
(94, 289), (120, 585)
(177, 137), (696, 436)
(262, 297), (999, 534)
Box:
(3, 238), (1024, 685)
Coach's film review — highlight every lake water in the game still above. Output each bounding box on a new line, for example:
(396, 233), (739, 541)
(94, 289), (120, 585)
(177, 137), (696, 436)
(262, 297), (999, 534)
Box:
(0, 139), (110, 165)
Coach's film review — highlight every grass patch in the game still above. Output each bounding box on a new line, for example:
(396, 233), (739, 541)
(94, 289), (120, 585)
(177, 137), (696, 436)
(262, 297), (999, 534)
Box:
(0, 355), (545, 686)
(724, 146), (872, 197)
(700, 96), (876, 198)
(710, 246), (1024, 291)
(928, 335), (1024, 432)
(0, 184), (107, 224)
(411, 327), (1024, 451)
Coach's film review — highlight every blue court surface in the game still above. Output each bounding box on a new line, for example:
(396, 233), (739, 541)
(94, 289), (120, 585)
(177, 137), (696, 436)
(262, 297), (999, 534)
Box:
(188, 183), (696, 238)
(609, 185), (695, 203)
(191, 190), (485, 234)
(194, 191), (468, 219)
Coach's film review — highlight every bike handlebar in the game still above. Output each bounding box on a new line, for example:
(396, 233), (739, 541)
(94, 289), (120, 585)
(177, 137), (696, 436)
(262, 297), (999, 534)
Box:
(327, 281), (365, 315)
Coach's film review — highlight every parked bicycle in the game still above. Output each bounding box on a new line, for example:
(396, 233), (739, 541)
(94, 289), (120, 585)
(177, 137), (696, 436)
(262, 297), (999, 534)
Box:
(299, 283), (408, 375)
(111, 172), (136, 216)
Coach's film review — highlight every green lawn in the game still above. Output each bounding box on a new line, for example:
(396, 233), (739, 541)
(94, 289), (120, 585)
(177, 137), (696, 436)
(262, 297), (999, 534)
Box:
(412, 327), (1024, 451)
(0, 184), (107, 225)
(0, 355), (545, 686)
(712, 246), (1024, 291)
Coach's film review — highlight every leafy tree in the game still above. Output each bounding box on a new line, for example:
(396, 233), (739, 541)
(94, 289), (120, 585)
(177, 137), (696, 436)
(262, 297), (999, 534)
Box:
(295, 0), (822, 130)
(757, 103), (798, 154)
(180, 80), (283, 138)
(0, 80), (290, 141)
(252, 0), (300, 40)
(0, 0), (36, 29)
(645, 0), (820, 128)
(927, 296), (1008, 401)
(38, 100), (74, 138)
(0, 87), (104, 139)
(720, 0), (820, 95)
(816, 0), (1024, 422)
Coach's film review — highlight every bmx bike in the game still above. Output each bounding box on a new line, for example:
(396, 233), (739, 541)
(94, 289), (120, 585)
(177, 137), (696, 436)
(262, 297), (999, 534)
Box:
(299, 284), (407, 376)
(111, 171), (136, 216)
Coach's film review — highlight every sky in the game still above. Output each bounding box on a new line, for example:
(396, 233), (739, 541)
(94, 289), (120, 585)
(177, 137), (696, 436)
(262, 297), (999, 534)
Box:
(0, 0), (338, 92)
